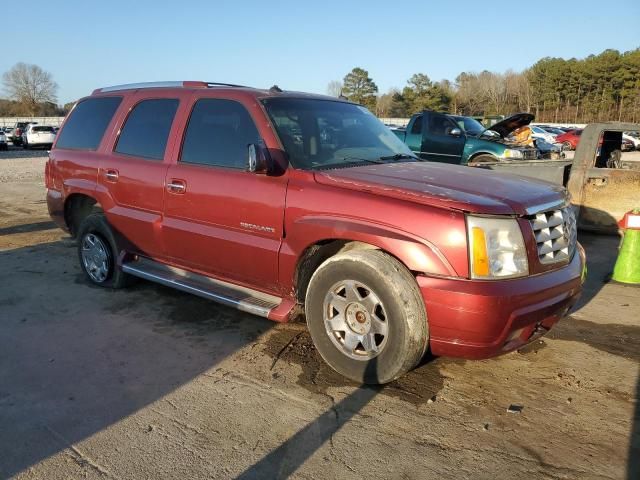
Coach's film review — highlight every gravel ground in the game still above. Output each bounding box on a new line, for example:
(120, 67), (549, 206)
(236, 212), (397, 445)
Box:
(0, 157), (638, 479)
(0, 145), (48, 183)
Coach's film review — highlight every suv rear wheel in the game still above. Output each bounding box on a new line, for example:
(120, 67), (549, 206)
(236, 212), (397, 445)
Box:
(77, 213), (131, 288)
(305, 249), (428, 384)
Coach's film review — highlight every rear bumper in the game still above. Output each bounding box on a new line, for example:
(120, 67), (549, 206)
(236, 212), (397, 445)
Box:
(419, 243), (585, 359)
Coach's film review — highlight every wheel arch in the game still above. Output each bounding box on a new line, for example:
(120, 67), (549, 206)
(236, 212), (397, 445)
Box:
(468, 151), (499, 163)
(64, 193), (103, 237)
(288, 218), (457, 304)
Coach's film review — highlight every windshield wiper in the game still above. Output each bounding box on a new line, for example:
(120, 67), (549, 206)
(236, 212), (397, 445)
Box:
(378, 153), (420, 161)
(313, 157), (384, 170)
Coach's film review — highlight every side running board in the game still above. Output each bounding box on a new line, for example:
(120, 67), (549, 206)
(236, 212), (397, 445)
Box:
(121, 257), (281, 318)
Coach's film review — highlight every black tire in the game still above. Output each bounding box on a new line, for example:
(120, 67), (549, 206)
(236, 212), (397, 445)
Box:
(23, 141), (29, 149)
(468, 154), (497, 165)
(562, 141), (573, 151)
(76, 213), (131, 289)
(305, 249), (428, 384)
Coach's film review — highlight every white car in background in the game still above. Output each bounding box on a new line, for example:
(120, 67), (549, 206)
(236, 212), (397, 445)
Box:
(0, 130), (8, 150)
(530, 126), (557, 144)
(22, 125), (56, 149)
(623, 132), (640, 151)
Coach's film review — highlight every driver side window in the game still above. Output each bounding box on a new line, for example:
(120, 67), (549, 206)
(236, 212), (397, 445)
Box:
(429, 114), (456, 136)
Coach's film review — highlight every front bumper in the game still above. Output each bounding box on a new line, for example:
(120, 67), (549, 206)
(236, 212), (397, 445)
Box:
(419, 243), (585, 359)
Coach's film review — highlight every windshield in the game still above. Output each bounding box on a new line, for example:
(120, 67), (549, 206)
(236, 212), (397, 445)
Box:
(262, 98), (415, 170)
(449, 115), (486, 136)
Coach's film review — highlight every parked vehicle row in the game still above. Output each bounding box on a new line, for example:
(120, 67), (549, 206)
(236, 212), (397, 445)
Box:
(391, 111), (562, 165)
(46, 80), (586, 384)
(531, 125), (640, 152)
(0, 123), (58, 149)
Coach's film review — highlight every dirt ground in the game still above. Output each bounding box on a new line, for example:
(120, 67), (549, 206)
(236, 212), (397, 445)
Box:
(1, 153), (638, 480)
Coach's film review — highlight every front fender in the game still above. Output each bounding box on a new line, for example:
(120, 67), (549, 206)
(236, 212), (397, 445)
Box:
(278, 214), (459, 293)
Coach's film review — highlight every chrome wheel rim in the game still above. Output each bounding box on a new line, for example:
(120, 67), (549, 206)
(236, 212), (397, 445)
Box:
(81, 233), (110, 283)
(323, 280), (389, 361)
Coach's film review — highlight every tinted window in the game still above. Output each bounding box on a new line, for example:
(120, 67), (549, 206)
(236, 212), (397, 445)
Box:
(56, 97), (122, 150)
(429, 114), (455, 136)
(410, 115), (423, 134)
(181, 99), (260, 168)
(115, 99), (179, 160)
(33, 126), (54, 133)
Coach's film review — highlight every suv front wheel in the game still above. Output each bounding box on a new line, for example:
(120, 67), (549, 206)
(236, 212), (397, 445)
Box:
(305, 249), (428, 384)
(77, 213), (131, 289)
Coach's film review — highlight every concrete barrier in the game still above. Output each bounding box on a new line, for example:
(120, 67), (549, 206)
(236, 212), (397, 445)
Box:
(0, 117), (65, 128)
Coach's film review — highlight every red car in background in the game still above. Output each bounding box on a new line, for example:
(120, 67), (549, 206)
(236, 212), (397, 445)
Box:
(556, 129), (582, 150)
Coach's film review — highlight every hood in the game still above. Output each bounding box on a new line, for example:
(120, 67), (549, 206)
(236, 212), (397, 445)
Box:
(486, 113), (535, 138)
(314, 162), (566, 216)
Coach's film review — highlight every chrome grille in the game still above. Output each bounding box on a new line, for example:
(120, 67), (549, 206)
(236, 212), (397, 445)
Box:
(530, 206), (577, 264)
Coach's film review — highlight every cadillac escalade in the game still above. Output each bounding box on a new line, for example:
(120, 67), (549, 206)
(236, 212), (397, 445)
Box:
(46, 81), (586, 384)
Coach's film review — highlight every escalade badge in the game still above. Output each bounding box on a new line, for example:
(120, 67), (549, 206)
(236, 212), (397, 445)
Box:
(240, 222), (275, 233)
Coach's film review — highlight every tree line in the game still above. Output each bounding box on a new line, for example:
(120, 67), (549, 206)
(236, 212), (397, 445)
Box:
(332, 48), (640, 123)
(3, 48), (639, 122)
(0, 63), (70, 116)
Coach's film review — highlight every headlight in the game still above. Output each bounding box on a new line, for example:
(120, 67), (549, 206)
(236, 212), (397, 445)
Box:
(467, 216), (528, 279)
(502, 149), (523, 159)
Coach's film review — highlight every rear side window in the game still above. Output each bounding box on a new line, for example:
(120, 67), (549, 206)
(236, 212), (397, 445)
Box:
(180, 99), (260, 169)
(115, 99), (179, 160)
(410, 115), (423, 134)
(56, 97), (122, 150)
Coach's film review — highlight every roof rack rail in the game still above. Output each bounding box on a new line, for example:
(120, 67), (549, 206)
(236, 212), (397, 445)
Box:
(94, 81), (250, 94)
(206, 82), (250, 88)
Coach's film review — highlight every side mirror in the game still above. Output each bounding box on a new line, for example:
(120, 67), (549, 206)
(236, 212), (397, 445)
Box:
(247, 143), (269, 174)
(449, 127), (462, 137)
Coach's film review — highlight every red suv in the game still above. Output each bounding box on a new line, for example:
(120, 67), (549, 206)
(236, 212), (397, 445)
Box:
(46, 81), (585, 383)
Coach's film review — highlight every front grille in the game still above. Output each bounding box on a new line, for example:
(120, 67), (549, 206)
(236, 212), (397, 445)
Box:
(522, 148), (537, 160)
(530, 206), (577, 264)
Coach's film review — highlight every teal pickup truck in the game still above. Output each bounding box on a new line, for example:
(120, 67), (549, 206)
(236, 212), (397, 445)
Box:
(392, 111), (538, 165)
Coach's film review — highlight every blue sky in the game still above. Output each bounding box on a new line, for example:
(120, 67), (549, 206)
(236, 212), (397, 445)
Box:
(2, 0), (639, 104)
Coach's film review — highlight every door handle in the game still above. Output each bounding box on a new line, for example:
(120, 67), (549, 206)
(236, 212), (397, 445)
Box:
(167, 179), (186, 194)
(104, 169), (119, 182)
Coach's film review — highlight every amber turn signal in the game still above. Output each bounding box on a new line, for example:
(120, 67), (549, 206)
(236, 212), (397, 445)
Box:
(471, 226), (490, 277)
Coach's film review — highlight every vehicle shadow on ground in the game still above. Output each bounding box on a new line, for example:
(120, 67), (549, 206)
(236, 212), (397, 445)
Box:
(572, 227), (639, 480)
(236, 363), (382, 480)
(0, 239), (274, 478)
(1, 217), (638, 478)
(0, 220), (56, 236)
